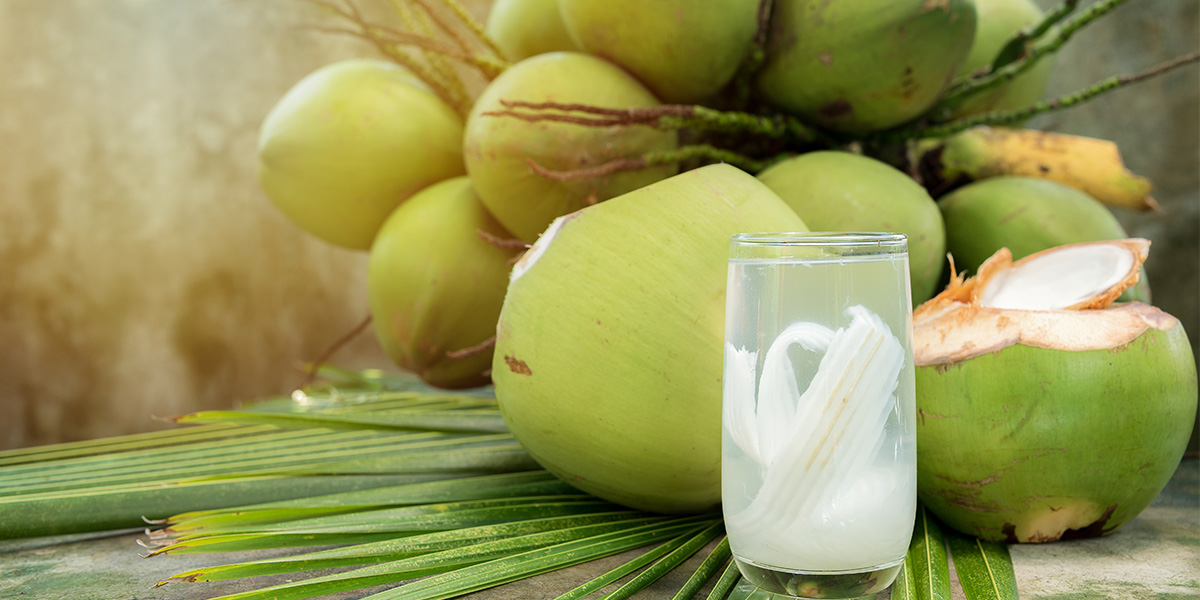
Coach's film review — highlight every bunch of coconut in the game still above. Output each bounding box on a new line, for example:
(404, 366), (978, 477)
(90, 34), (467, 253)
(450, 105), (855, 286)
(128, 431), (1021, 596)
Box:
(247, 0), (1194, 536)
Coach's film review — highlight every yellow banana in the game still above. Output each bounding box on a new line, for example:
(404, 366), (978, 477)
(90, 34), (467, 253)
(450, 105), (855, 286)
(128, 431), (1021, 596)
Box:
(910, 126), (1157, 211)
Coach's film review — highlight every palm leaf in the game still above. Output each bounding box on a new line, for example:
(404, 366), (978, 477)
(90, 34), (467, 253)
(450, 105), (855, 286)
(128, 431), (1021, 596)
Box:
(3, 367), (1021, 600)
(947, 529), (1020, 600)
(892, 503), (952, 600)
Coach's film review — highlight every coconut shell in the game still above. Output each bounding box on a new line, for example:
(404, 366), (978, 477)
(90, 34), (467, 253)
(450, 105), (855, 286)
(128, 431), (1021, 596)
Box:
(915, 315), (1196, 542)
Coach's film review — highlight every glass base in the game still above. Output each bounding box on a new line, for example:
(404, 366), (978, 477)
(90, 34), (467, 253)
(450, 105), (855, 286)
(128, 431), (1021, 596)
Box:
(733, 555), (904, 599)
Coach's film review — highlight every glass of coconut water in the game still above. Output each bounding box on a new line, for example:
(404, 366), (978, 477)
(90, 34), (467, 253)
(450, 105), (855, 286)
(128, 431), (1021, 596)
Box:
(722, 232), (917, 599)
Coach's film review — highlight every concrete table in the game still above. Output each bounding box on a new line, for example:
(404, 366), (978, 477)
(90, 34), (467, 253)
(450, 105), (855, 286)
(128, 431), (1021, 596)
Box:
(2, 460), (1196, 600)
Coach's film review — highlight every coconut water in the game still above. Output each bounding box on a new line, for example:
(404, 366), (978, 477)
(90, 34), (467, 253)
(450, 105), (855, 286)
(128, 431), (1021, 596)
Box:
(722, 233), (917, 599)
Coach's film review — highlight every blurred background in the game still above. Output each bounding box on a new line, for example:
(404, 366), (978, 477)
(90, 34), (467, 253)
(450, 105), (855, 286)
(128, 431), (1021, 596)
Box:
(0, 0), (1195, 450)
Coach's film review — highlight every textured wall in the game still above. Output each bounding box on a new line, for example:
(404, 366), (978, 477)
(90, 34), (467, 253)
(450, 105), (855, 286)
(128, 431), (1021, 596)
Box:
(0, 2), (392, 448)
(1, 0), (1195, 449)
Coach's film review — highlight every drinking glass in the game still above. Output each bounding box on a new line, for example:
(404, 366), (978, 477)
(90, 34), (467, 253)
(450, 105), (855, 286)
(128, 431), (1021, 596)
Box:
(721, 232), (917, 599)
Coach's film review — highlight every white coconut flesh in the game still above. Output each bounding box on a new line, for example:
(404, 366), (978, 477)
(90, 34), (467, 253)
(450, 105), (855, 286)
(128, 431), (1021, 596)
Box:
(724, 305), (910, 569)
(978, 244), (1137, 310)
(914, 239), (1178, 364)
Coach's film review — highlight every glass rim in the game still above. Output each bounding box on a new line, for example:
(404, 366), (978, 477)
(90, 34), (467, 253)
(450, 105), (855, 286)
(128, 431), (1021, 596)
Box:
(730, 232), (908, 247)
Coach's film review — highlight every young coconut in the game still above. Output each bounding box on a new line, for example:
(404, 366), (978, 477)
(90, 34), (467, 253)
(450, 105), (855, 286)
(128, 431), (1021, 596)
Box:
(485, 0), (580, 61)
(756, 151), (946, 304)
(464, 52), (678, 243)
(914, 239), (1197, 542)
(756, 0), (976, 134)
(938, 176), (1151, 302)
(258, 60), (465, 250)
(558, 0), (760, 104)
(493, 164), (808, 513)
(368, 177), (522, 389)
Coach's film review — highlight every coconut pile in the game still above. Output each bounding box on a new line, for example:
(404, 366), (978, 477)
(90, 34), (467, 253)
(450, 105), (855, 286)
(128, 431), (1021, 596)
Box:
(255, 0), (1197, 541)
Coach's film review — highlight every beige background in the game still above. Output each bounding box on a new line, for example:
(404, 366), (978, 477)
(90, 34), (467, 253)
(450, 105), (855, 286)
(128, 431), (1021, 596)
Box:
(0, 0), (1196, 449)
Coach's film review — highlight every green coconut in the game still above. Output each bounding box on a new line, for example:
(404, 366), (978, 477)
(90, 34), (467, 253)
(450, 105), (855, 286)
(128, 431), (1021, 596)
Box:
(913, 240), (1197, 542)
(558, 0), (760, 104)
(939, 175), (1150, 302)
(493, 164), (807, 513)
(948, 0), (1055, 118)
(368, 177), (521, 388)
(259, 60), (465, 250)
(757, 151), (946, 304)
(485, 0), (580, 61)
(464, 52), (677, 243)
(757, 0), (976, 134)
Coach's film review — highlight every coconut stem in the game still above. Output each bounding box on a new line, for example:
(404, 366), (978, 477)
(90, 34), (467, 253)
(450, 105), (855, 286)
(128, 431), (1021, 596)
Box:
(392, 0), (471, 108)
(296, 314), (374, 391)
(526, 143), (770, 182)
(475, 229), (530, 250)
(307, 1), (473, 113)
(486, 101), (826, 145)
(987, 0), (1079, 73)
(446, 336), (496, 360)
(932, 0), (1131, 117)
(434, 0), (509, 63)
(725, 0), (775, 110)
(892, 52), (1200, 140)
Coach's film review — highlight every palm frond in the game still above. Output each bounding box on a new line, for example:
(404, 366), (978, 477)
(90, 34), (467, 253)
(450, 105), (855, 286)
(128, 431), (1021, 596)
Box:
(2, 367), (1020, 599)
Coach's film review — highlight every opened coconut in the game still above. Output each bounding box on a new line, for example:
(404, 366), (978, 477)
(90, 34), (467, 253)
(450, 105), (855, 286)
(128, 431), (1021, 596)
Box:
(493, 164), (807, 513)
(914, 239), (1197, 542)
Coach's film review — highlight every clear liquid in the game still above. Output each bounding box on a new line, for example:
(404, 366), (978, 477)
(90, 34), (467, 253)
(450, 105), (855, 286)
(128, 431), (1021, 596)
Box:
(722, 254), (916, 598)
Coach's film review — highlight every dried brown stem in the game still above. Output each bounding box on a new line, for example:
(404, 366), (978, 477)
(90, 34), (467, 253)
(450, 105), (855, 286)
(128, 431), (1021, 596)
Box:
(436, 0), (509, 61)
(527, 157), (648, 182)
(296, 314), (374, 390)
(476, 229), (531, 250)
(392, 0), (469, 102)
(409, 0), (476, 56)
(446, 336), (497, 360)
(499, 100), (695, 119)
(481, 109), (638, 128)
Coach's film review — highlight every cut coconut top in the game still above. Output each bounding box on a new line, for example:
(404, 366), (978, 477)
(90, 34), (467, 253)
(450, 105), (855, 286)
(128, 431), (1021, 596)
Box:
(975, 239), (1148, 311)
(913, 239), (1175, 365)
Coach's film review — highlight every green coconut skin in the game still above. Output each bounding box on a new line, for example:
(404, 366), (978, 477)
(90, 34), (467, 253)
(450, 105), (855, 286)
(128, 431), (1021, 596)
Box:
(259, 60), (465, 250)
(485, 0), (580, 61)
(939, 176), (1151, 302)
(756, 151), (946, 304)
(493, 164), (807, 513)
(948, 0), (1054, 118)
(915, 322), (1197, 542)
(368, 177), (521, 389)
(558, 0), (759, 104)
(464, 52), (677, 243)
(757, 0), (977, 134)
